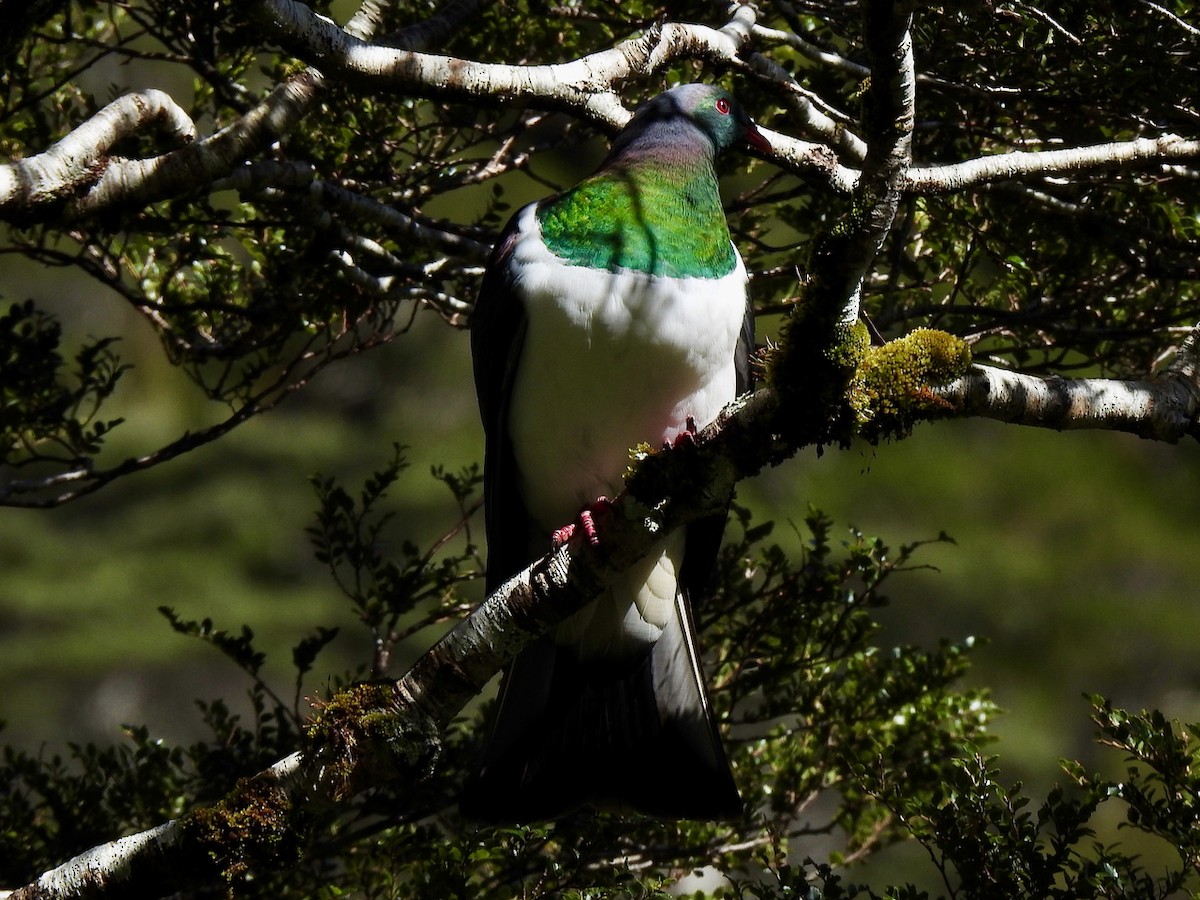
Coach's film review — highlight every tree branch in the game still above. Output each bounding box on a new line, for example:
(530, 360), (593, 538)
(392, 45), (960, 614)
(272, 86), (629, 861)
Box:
(933, 326), (1200, 441)
(0, 66), (327, 225)
(768, 0), (917, 424)
(4, 822), (184, 900)
(7, 0), (1192, 226)
(247, 0), (864, 184)
(0, 90), (196, 220)
(246, 0), (755, 123)
(837, 0), (916, 321)
(0, 0), (470, 225)
(743, 45), (868, 165)
(3, 753), (308, 900)
(905, 135), (1200, 193)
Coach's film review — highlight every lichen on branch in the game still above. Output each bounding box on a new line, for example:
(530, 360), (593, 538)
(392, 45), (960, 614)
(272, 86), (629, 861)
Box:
(767, 309), (971, 448)
(850, 327), (973, 441)
(181, 775), (305, 887)
(303, 681), (438, 803)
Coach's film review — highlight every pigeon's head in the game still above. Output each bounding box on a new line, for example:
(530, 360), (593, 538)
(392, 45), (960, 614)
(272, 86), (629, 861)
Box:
(613, 83), (770, 159)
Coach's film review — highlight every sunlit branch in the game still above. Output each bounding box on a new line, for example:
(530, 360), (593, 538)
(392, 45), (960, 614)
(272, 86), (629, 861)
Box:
(934, 326), (1200, 441)
(3, 753), (306, 900)
(906, 135), (1200, 193)
(0, 0), (474, 226)
(247, 0), (755, 125)
(0, 89), (196, 217)
(753, 18), (869, 78)
(1139, 0), (1200, 37)
(744, 48), (867, 163)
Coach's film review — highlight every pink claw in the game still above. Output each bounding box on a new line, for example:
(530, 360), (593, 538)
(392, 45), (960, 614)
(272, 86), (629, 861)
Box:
(551, 497), (612, 549)
(579, 509), (601, 546)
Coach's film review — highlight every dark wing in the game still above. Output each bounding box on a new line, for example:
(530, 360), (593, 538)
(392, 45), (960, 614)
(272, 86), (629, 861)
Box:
(735, 290), (755, 397)
(470, 208), (534, 593)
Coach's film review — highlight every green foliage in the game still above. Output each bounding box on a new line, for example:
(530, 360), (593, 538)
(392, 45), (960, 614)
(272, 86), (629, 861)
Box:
(869, 717), (1200, 900)
(307, 444), (482, 679)
(703, 510), (988, 883)
(0, 687), (303, 885)
(0, 299), (127, 467)
(160, 607), (268, 677)
(1088, 697), (1200, 890)
(9, 459), (1200, 897)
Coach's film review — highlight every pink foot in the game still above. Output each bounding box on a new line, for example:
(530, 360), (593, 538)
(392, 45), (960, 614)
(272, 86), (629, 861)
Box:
(551, 497), (612, 548)
(663, 415), (699, 451)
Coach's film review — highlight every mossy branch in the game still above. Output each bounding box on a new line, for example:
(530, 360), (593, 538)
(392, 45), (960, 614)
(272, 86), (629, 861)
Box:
(851, 327), (975, 440)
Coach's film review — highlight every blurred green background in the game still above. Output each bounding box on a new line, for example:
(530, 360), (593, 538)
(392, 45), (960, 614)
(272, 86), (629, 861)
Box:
(4, 238), (1200, 806)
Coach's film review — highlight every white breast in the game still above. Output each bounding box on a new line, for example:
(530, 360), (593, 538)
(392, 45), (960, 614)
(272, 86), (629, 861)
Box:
(506, 204), (748, 534)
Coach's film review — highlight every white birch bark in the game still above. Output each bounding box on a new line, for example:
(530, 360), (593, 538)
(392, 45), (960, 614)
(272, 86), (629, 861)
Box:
(906, 135), (1200, 193)
(0, 90), (196, 214)
(3, 754), (305, 900)
(934, 329), (1200, 442)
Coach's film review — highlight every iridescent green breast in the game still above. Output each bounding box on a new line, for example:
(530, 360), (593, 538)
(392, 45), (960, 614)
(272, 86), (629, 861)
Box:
(536, 165), (736, 279)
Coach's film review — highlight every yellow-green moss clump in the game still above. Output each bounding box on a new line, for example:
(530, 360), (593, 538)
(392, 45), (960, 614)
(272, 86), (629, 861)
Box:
(850, 327), (972, 440)
(182, 776), (301, 885)
(304, 681), (404, 801)
(767, 306), (970, 447)
(826, 319), (872, 372)
(304, 681), (440, 803)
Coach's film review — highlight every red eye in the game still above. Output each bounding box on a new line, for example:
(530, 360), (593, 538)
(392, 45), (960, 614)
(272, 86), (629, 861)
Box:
(715, 97), (731, 115)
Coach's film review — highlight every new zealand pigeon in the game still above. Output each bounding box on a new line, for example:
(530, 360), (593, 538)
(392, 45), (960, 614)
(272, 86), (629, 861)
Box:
(461, 83), (767, 822)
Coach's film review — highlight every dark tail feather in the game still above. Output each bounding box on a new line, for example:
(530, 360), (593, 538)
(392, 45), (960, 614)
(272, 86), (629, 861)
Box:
(459, 592), (741, 822)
